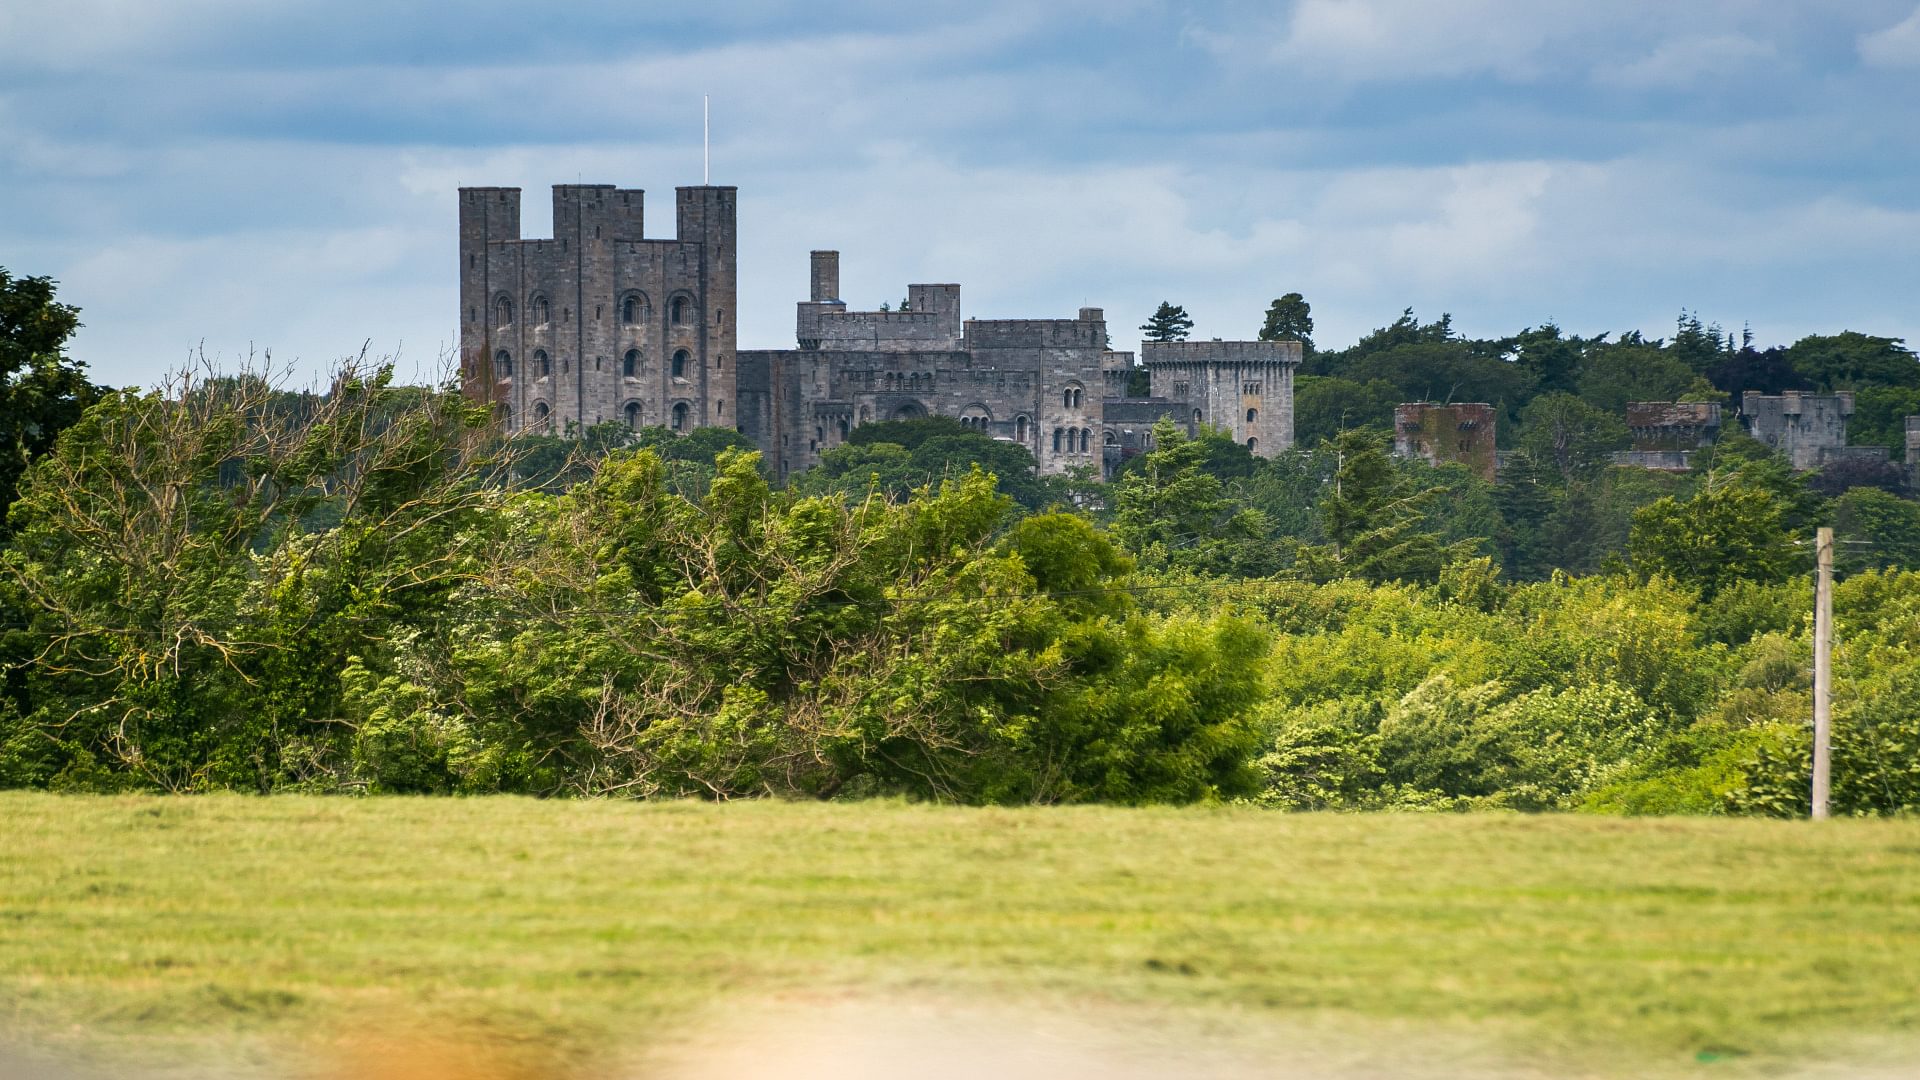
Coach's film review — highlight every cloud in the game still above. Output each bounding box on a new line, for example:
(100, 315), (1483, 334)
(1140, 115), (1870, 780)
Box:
(1597, 33), (1778, 88)
(3, 0), (1917, 390)
(1859, 5), (1920, 67)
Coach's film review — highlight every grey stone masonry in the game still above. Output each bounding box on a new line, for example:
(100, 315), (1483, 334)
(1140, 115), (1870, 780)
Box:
(459, 182), (737, 438)
(1909, 416), (1920, 488)
(1140, 340), (1301, 457)
(462, 194), (1301, 487)
(1740, 391), (1857, 470)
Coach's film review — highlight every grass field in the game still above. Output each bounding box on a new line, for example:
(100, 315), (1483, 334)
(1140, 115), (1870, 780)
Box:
(2, 795), (1918, 1078)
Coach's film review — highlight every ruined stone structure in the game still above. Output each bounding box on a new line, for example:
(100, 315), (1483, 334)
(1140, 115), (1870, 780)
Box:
(1907, 416), (1920, 489)
(1740, 391), (1887, 470)
(735, 249), (1299, 480)
(459, 182), (1299, 480)
(1613, 401), (1722, 471)
(458, 183), (737, 436)
(1393, 402), (1497, 480)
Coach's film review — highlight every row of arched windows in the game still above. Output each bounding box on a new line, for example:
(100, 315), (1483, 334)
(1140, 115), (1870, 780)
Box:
(1051, 427), (1093, 454)
(958, 415), (990, 431)
(497, 348), (698, 381)
(495, 292), (698, 329)
(884, 371), (931, 391)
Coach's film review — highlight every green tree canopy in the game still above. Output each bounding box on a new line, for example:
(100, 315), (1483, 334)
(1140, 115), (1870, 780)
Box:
(1140, 301), (1194, 343)
(1786, 332), (1920, 391)
(0, 268), (102, 532)
(1258, 293), (1314, 353)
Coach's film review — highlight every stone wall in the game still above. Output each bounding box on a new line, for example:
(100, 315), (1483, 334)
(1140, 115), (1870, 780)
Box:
(458, 182), (736, 437)
(1140, 340), (1300, 457)
(1393, 402), (1497, 480)
(1740, 390), (1854, 470)
(1626, 401), (1721, 451)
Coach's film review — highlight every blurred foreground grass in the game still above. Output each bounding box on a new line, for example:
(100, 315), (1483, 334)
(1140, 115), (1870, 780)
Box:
(1, 794), (1917, 1077)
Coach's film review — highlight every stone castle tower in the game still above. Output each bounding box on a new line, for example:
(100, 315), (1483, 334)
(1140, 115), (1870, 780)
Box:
(459, 182), (1299, 479)
(458, 183), (737, 435)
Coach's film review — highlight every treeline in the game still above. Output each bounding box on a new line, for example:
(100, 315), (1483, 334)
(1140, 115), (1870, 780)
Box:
(2, 267), (1918, 811)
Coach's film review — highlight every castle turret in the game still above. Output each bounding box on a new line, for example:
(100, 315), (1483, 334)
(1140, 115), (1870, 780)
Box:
(676, 186), (739, 430)
(1140, 339), (1301, 457)
(457, 187), (522, 409)
(810, 250), (840, 303)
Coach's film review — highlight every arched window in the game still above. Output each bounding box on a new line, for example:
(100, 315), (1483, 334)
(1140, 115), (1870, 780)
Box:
(1080, 428), (1092, 453)
(532, 295), (550, 326)
(670, 296), (690, 325)
(535, 350), (551, 378)
(672, 402), (689, 431)
(625, 402), (642, 430)
(671, 349), (689, 379)
(494, 350), (513, 378)
(494, 296), (513, 327)
(1052, 428), (1063, 453)
(1246, 407), (1258, 424)
(1192, 408), (1203, 426)
(838, 419), (849, 439)
(1014, 415), (1029, 443)
(622, 296), (641, 325)
(1246, 437), (1259, 451)
(859, 405), (871, 423)
(532, 401), (551, 432)
(623, 349), (639, 378)
(1104, 431), (1117, 446)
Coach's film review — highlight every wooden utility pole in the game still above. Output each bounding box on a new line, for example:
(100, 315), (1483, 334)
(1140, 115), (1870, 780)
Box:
(1812, 526), (1833, 820)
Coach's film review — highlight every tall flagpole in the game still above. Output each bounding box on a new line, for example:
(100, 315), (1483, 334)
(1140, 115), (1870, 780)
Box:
(703, 95), (710, 184)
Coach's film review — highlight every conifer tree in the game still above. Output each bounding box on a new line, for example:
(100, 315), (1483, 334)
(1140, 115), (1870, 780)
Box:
(1140, 302), (1194, 342)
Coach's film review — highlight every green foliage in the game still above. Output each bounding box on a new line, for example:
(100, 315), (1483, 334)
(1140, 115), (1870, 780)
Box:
(1139, 301), (1193, 343)
(1108, 419), (1274, 576)
(1576, 342), (1700, 414)
(799, 417), (1057, 510)
(1516, 392), (1628, 479)
(1833, 487), (1920, 571)
(1257, 292), (1314, 353)
(1848, 386), (1920, 459)
(1291, 375), (1399, 445)
(1786, 331), (1920, 391)
(1292, 430), (1477, 585)
(0, 267), (102, 533)
(1627, 469), (1803, 596)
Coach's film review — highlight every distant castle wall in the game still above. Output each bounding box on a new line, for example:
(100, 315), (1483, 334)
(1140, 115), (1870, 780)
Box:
(459, 182), (736, 437)
(462, 194), (1299, 483)
(1393, 402), (1497, 480)
(1740, 390), (1855, 470)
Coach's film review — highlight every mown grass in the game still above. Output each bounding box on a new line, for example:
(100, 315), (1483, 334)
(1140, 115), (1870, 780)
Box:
(1, 794), (1917, 1076)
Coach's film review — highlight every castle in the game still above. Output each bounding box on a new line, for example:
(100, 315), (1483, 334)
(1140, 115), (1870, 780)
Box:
(459, 181), (1299, 476)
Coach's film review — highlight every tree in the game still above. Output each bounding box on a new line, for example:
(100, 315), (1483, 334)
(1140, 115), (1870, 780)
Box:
(1786, 332), (1920, 391)
(1258, 293), (1314, 353)
(0, 363), (500, 790)
(1516, 392), (1628, 479)
(1139, 302), (1193, 343)
(807, 417), (1056, 510)
(1292, 429), (1474, 585)
(1291, 376), (1399, 446)
(1832, 488), (1920, 572)
(1108, 418), (1272, 575)
(1627, 469), (1801, 596)
(0, 268), (102, 532)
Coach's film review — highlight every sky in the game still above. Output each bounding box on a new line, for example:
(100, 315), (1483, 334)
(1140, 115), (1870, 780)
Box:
(3, 0), (1918, 389)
